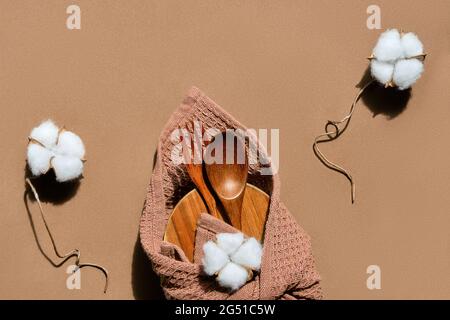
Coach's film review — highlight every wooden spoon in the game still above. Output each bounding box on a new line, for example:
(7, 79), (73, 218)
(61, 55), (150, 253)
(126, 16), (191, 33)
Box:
(205, 132), (248, 230)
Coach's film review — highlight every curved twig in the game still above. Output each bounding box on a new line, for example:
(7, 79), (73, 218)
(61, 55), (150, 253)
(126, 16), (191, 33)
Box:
(25, 177), (109, 293)
(313, 80), (375, 204)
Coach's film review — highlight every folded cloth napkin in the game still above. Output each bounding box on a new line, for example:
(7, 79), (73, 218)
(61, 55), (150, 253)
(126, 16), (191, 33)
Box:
(139, 87), (323, 300)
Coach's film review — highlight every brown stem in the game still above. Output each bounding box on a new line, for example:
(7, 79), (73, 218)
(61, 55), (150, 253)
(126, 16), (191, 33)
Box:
(313, 79), (374, 204)
(25, 178), (109, 293)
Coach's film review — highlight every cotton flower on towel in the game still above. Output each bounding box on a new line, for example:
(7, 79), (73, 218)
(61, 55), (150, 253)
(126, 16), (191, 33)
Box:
(27, 120), (85, 182)
(370, 29), (426, 90)
(202, 232), (263, 291)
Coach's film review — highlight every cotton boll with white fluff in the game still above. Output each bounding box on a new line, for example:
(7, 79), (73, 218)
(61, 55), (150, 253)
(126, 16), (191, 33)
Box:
(401, 32), (423, 58)
(216, 262), (249, 291)
(393, 59), (424, 90)
(372, 29), (404, 62)
(216, 232), (244, 255)
(370, 60), (395, 86)
(202, 232), (263, 291)
(27, 120), (86, 182)
(370, 28), (425, 89)
(230, 237), (263, 271)
(29, 120), (59, 148)
(55, 131), (85, 159)
(51, 155), (84, 183)
(27, 143), (54, 176)
(202, 241), (230, 276)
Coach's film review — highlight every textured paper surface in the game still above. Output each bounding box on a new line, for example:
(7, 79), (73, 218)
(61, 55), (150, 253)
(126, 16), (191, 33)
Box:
(0, 0), (448, 299)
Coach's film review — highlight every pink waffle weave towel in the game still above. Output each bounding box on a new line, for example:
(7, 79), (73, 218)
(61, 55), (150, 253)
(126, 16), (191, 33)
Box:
(139, 87), (322, 300)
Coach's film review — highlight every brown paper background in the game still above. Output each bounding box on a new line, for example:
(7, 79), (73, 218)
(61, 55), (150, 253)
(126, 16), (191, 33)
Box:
(0, 1), (449, 299)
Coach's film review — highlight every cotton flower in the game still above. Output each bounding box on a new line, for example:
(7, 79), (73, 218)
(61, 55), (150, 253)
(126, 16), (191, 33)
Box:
(370, 29), (425, 90)
(202, 232), (262, 291)
(27, 120), (85, 182)
(230, 237), (263, 270)
(216, 262), (249, 291)
(216, 232), (244, 255)
(202, 241), (230, 276)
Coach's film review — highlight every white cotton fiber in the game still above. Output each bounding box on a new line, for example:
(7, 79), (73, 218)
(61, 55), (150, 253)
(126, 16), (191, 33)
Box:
(51, 155), (84, 182)
(27, 120), (86, 182)
(230, 237), (262, 271)
(372, 29), (404, 62)
(216, 262), (249, 291)
(370, 60), (395, 85)
(29, 120), (59, 148)
(216, 232), (244, 255)
(401, 32), (423, 58)
(202, 233), (264, 290)
(27, 143), (54, 176)
(393, 59), (424, 90)
(202, 241), (230, 276)
(370, 28), (425, 89)
(55, 131), (85, 159)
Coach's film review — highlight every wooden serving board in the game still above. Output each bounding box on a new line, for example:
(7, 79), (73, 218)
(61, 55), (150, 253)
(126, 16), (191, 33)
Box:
(164, 184), (270, 262)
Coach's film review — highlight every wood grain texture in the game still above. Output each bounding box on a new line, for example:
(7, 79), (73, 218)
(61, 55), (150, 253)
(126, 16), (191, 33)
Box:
(182, 131), (222, 220)
(164, 184), (269, 262)
(184, 161), (222, 220)
(205, 131), (249, 230)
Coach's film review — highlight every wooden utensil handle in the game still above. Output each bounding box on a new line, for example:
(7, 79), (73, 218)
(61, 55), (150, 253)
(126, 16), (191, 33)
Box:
(220, 193), (244, 230)
(197, 183), (221, 220)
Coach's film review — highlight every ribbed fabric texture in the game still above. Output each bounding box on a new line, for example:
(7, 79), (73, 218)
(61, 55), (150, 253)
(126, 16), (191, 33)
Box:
(139, 87), (323, 300)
